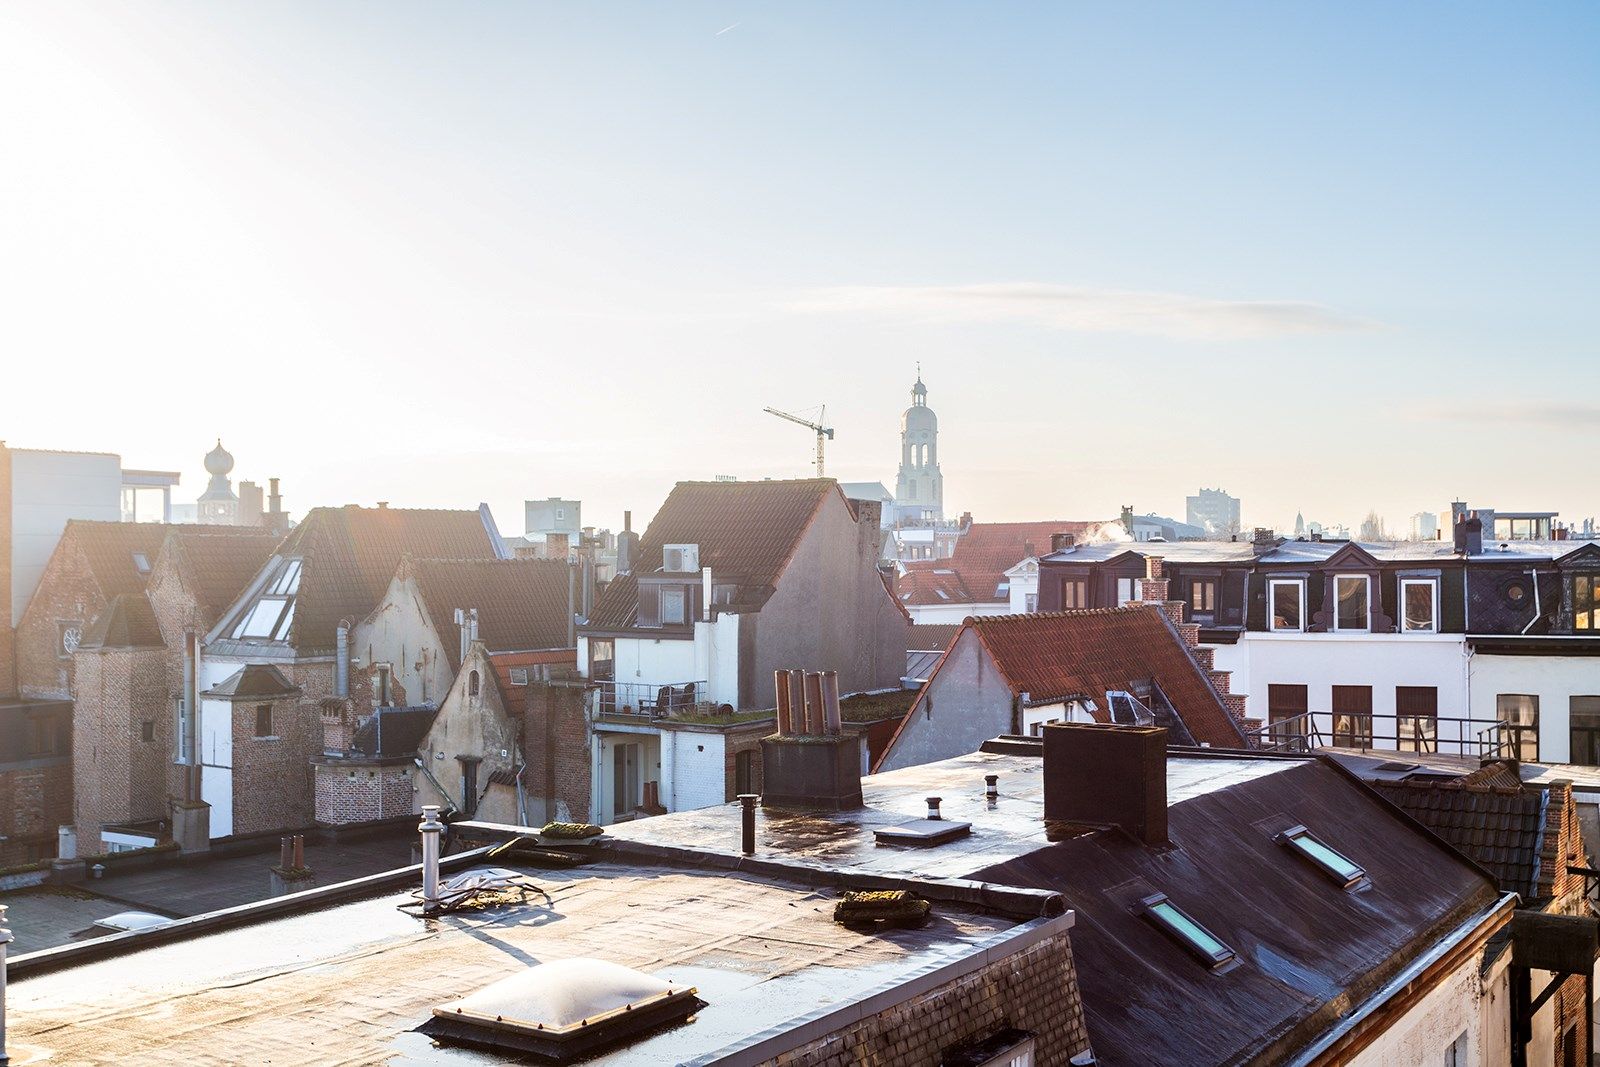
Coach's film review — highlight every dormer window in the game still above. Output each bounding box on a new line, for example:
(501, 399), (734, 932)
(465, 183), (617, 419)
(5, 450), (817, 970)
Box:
(1189, 580), (1216, 617)
(660, 586), (686, 625)
(131, 552), (151, 577)
(1400, 578), (1438, 633)
(1268, 579), (1303, 632)
(1334, 575), (1370, 632)
(1137, 892), (1237, 971)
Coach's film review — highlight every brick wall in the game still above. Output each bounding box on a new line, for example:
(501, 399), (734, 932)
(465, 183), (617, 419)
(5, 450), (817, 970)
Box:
(722, 722), (768, 801)
(0, 761), (71, 866)
(72, 646), (170, 853)
(1546, 783), (1591, 1067)
(314, 762), (415, 824)
(522, 680), (591, 823)
(15, 536), (101, 700)
(762, 930), (1092, 1067)
(228, 681), (322, 837)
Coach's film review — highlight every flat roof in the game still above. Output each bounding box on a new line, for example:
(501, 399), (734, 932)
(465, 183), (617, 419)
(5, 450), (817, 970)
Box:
(1323, 746), (1600, 795)
(7, 859), (1032, 1065)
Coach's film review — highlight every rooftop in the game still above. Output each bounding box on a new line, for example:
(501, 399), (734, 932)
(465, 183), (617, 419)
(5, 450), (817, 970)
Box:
(405, 556), (574, 668)
(899, 520), (1102, 605)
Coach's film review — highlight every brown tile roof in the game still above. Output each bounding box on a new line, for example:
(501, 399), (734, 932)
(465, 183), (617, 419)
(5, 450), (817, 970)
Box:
(897, 521), (1103, 606)
(408, 558), (574, 670)
(276, 506), (499, 654)
(78, 593), (165, 650)
(587, 479), (836, 630)
(202, 663), (300, 700)
(909, 622), (962, 652)
(66, 521), (173, 598)
(161, 527), (282, 625)
(1371, 769), (1547, 900)
(946, 605), (1245, 748)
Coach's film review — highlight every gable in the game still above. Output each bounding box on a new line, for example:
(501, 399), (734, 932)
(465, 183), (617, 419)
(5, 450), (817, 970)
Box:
(1556, 542), (1600, 570)
(1319, 542), (1382, 571)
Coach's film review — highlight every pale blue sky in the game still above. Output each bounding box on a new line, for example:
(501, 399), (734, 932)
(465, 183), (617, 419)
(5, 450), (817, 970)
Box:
(3, 3), (1596, 535)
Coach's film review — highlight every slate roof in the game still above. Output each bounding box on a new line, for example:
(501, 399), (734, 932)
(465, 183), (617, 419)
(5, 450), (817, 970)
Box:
(268, 506), (500, 654)
(163, 526), (282, 623)
(352, 706), (439, 758)
(587, 479), (837, 630)
(957, 606), (1245, 747)
(202, 663), (300, 700)
(899, 521), (1100, 606)
(1370, 761), (1550, 901)
(77, 593), (165, 650)
(408, 557), (573, 669)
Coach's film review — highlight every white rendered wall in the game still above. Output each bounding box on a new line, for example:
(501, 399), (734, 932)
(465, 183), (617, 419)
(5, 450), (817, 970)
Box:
(1468, 653), (1600, 765)
(1007, 564), (1039, 613)
(9, 450), (122, 624)
(906, 601), (1005, 626)
(661, 729), (726, 812)
(1346, 937), (1509, 1067)
(198, 696), (234, 837)
(611, 634), (699, 691)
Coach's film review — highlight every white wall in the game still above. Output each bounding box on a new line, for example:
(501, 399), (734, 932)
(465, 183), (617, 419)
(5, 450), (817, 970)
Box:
(1347, 936), (1509, 1067)
(9, 449), (122, 624)
(660, 728), (726, 812)
(1006, 561), (1039, 614)
(353, 575), (453, 706)
(198, 695), (234, 837)
(611, 634), (699, 694)
(1468, 653), (1600, 765)
(906, 601), (1004, 625)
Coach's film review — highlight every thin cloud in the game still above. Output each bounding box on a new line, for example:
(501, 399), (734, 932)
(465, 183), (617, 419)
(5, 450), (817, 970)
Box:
(1422, 401), (1600, 428)
(786, 282), (1370, 341)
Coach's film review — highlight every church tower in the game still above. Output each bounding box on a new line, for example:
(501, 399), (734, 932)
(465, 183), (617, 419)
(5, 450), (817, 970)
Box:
(894, 371), (943, 523)
(197, 439), (239, 525)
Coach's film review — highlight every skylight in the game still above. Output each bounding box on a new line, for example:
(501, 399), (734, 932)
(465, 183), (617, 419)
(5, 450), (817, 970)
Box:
(228, 557), (301, 642)
(1278, 825), (1368, 889)
(1139, 893), (1236, 970)
(131, 552), (151, 577)
(420, 957), (703, 1061)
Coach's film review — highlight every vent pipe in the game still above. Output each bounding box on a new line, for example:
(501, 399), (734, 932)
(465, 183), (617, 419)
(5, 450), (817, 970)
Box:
(419, 805), (443, 911)
(773, 670), (793, 736)
(802, 672), (825, 735)
(702, 566), (713, 622)
(335, 621), (350, 699)
(926, 796), (943, 820)
(820, 670), (842, 736)
(985, 774), (999, 801)
(183, 631), (199, 799)
(739, 794), (758, 855)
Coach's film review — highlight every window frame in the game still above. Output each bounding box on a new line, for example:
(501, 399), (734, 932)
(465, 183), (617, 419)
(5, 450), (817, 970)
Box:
(1189, 579), (1217, 617)
(1137, 892), (1237, 971)
(1333, 574), (1371, 633)
(253, 703), (274, 739)
(1268, 579), (1305, 632)
(1395, 685), (1439, 753)
(660, 585), (688, 625)
(1495, 694), (1539, 762)
(1060, 578), (1088, 610)
(1399, 577), (1439, 633)
(1277, 824), (1368, 889)
(1331, 684), (1374, 747)
(1575, 574), (1598, 631)
(1570, 696), (1600, 766)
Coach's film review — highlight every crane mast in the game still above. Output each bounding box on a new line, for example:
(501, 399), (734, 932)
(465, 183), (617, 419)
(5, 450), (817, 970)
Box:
(763, 405), (835, 477)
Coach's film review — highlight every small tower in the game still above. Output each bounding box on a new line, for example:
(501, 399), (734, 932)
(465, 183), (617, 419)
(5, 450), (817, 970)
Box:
(197, 438), (239, 525)
(894, 370), (943, 523)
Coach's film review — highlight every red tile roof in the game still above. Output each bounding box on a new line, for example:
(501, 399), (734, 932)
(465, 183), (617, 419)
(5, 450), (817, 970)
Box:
(897, 521), (1103, 606)
(275, 506), (500, 654)
(587, 479), (837, 630)
(408, 558), (575, 670)
(489, 648), (578, 700)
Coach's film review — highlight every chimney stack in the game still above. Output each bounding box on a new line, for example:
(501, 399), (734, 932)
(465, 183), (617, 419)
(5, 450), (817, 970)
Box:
(615, 511), (638, 575)
(761, 666), (863, 810)
(1051, 532), (1076, 554)
(1042, 723), (1168, 846)
(1454, 512), (1483, 555)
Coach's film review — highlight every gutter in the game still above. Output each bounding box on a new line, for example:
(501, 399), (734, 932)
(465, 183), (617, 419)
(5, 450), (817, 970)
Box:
(1282, 892), (1518, 1066)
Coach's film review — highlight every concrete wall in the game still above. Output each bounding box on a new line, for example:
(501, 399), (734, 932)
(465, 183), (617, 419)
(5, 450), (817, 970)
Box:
(876, 629), (1014, 773)
(353, 573), (454, 707)
(9, 450), (121, 626)
(1347, 935), (1510, 1067)
(1468, 653), (1600, 765)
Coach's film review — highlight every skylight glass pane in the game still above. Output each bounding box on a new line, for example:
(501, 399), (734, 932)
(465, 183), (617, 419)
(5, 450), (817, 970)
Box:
(275, 599), (296, 640)
(269, 559), (301, 596)
(237, 597), (287, 638)
(1148, 900), (1231, 961)
(1286, 830), (1365, 885)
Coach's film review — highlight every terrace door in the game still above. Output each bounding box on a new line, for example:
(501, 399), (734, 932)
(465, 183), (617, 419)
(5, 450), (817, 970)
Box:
(612, 742), (640, 820)
(1331, 686), (1373, 748)
(1267, 684), (1308, 748)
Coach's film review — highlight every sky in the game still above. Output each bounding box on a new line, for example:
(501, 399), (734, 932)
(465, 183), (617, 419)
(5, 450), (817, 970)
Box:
(3, 2), (1597, 538)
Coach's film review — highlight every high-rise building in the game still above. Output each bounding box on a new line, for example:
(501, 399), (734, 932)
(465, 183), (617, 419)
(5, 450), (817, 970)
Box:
(1185, 487), (1241, 537)
(893, 372), (943, 523)
(1409, 511), (1439, 541)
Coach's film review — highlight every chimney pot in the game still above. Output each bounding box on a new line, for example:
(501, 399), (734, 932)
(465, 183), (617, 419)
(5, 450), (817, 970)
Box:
(926, 797), (943, 820)
(984, 774), (999, 801)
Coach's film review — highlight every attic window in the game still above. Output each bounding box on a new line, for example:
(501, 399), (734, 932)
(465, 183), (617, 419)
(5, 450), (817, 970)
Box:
(131, 552), (151, 576)
(509, 668), (529, 685)
(1278, 825), (1368, 889)
(1138, 893), (1236, 970)
(234, 596), (290, 640)
(419, 957), (703, 1061)
(468, 670), (480, 697)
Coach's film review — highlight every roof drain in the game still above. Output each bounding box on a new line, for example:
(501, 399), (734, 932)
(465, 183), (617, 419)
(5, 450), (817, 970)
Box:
(1521, 569), (1542, 635)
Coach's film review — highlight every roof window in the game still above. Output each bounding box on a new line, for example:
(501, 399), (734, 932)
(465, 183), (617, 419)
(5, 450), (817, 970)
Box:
(420, 957), (703, 1061)
(1138, 892), (1237, 971)
(131, 552), (151, 577)
(1278, 824), (1368, 889)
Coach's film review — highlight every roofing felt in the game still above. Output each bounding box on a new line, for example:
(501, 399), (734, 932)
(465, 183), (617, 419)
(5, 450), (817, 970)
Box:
(899, 521), (1102, 606)
(202, 663), (299, 700)
(587, 479), (837, 630)
(77, 593), (165, 650)
(352, 705), (439, 758)
(270, 506), (500, 654)
(961, 606), (1246, 747)
(6, 863), (1021, 1065)
(407, 557), (574, 669)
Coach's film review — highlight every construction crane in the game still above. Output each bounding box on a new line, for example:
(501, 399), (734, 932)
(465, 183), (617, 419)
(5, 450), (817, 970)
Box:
(764, 405), (834, 477)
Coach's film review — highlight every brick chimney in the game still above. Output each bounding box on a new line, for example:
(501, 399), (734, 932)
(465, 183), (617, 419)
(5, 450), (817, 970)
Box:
(1051, 532), (1076, 553)
(1042, 723), (1167, 846)
(1454, 511), (1483, 555)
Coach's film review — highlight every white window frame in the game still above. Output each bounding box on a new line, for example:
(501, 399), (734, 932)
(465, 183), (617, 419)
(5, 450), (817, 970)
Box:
(1399, 578), (1439, 633)
(1268, 579), (1305, 632)
(1116, 577), (1137, 606)
(1333, 575), (1371, 633)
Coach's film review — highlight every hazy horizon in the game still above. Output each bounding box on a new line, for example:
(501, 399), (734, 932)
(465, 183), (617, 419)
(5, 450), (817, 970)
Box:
(5, 3), (1596, 537)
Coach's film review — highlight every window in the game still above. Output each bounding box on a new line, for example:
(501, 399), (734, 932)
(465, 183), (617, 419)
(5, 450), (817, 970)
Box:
(131, 552), (151, 576)
(141, 720), (155, 743)
(1116, 577), (1137, 606)
(1575, 575), (1598, 630)
(944, 1029), (1037, 1067)
(555, 508), (564, 520)
(1332, 685), (1373, 747)
(233, 596), (290, 640)
(253, 704), (273, 738)
(1268, 580), (1303, 632)
(1268, 684), (1309, 744)
(1138, 893), (1237, 970)
(1190, 580), (1216, 616)
(1278, 825), (1367, 888)
(509, 667), (529, 686)
(1060, 579), (1087, 609)
(1400, 578), (1438, 632)
(1444, 1031), (1468, 1067)
(58, 621), (83, 660)
(1334, 575), (1370, 631)
(660, 586), (687, 625)
(374, 664), (393, 706)
(1569, 697), (1600, 766)
(468, 670), (480, 697)
(1496, 694), (1539, 761)
(1396, 686), (1438, 752)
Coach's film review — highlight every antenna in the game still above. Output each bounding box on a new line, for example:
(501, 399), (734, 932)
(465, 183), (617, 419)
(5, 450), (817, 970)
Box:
(763, 405), (834, 477)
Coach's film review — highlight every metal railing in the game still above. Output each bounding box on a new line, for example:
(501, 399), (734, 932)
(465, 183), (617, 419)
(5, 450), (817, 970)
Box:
(1243, 712), (1517, 759)
(594, 679), (709, 719)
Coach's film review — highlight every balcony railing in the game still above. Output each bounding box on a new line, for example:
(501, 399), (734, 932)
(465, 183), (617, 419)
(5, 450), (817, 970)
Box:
(594, 680), (708, 720)
(1242, 712), (1519, 760)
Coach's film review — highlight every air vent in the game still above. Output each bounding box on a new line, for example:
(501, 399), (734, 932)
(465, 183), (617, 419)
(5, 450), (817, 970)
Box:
(662, 543), (699, 573)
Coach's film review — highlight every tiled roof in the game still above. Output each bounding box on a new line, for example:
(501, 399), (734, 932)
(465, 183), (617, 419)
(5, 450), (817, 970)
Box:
(203, 663), (300, 700)
(66, 521), (173, 598)
(587, 479), (836, 630)
(162, 526), (283, 624)
(274, 506), (499, 654)
(409, 558), (574, 670)
(909, 622), (962, 652)
(899, 521), (1101, 606)
(488, 648), (577, 696)
(1372, 765), (1547, 900)
(78, 593), (165, 650)
(966, 605), (1246, 747)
